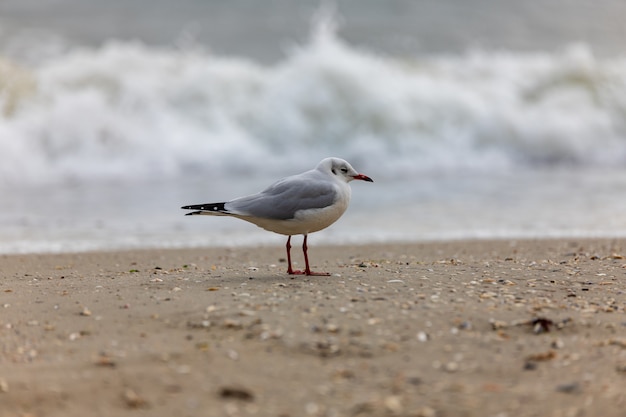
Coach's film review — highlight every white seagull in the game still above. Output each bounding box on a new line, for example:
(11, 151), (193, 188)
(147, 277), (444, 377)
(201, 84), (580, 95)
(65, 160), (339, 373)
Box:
(181, 157), (373, 276)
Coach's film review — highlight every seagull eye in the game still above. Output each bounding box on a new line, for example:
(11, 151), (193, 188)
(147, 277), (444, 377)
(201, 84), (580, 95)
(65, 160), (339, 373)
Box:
(340, 167), (348, 173)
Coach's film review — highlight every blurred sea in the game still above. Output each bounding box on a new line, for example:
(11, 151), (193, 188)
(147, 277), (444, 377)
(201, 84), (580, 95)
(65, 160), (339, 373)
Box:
(2, 0), (626, 253)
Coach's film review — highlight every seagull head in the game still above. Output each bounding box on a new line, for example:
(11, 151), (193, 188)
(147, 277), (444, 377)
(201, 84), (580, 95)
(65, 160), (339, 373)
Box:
(318, 157), (373, 183)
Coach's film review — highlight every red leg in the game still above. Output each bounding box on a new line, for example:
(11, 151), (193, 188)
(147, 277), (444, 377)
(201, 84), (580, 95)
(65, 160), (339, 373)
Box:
(302, 235), (330, 276)
(286, 236), (305, 275)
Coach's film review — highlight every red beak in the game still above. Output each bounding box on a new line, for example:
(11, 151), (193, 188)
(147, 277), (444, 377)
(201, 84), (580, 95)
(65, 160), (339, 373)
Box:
(353, 174), (373, 182)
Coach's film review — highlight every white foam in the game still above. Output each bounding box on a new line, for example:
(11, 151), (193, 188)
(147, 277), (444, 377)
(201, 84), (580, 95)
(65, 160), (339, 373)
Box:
(2, 25), (626, 188)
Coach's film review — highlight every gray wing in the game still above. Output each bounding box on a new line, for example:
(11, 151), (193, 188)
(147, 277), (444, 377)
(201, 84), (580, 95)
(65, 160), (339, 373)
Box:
(226, 174), (338, 220)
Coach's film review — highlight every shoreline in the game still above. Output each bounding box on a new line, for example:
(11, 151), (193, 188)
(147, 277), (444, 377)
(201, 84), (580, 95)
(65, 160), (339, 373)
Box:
(1, 238), (625, 416)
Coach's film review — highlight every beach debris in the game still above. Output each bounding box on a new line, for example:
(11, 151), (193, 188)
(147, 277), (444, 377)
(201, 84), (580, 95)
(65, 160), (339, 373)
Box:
(530, 317), (554, 334)
(95, 352), (116, 368)
(525, 350), (557, 362)
(551, 338), (565, 349)
(123, 388), (147, 408)
(351, 396), (406, 416)
(187, 319), (211, 329)
(489, 319), (508, 330)
(312, 339), (341, 357)
(489, 316), (571, 333)
(219, 386), (254, 401)
(598, 338), (626, 348)
(325, 323), (340, 333)
(352, 400), (386, 416)
(383, 395), (403, 414)
(239, 309), (256, 317)
(195, 341), (210, 351)
(223, 319), (243, 330)
(80, 306), (92, 316)
(0, 378), (8, 393)
(406, 376), (423, 386)
(332, 368), (356, 381)
(555, 382), (581, 394)
(480, 291), (498, 299)
(444, 362), (459, 372)
(523, 361), (538, 371)
(458, 321), (472, 330)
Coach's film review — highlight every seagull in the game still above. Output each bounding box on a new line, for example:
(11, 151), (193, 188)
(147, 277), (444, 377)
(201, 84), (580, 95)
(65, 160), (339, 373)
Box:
(181, 157), (373, 276)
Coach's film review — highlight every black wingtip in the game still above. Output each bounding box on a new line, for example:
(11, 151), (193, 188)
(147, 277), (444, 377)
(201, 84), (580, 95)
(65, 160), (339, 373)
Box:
(185, 211), (202, 216)
(181, 202), (228, 214)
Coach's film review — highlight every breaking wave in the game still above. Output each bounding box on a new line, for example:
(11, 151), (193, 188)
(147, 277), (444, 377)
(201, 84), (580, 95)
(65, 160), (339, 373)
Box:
(2, 21), (626, 187)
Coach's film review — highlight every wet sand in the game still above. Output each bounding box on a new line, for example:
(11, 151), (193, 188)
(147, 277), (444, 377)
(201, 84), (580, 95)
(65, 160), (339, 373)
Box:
(1, 239), (625, 416)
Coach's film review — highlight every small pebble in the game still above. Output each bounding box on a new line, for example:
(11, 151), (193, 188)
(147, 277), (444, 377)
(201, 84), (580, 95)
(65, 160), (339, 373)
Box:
(551, 338), (564, 349)
(523, 361), (538, 371)
(458, 321), (472, 330)
(95, 353), (116, 368)
(384, 395), (403, 413)
(123, 388), (147, 408)
(219, 386), (254, 401)
(326, 323), (340, 333)
(445, 362), (459, 372)
(556, 382), (581, 394)
(223, 319), (243, 329)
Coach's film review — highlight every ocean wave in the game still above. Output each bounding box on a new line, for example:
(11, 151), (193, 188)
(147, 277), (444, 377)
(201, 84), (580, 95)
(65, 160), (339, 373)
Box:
(2, 23), (626, 187)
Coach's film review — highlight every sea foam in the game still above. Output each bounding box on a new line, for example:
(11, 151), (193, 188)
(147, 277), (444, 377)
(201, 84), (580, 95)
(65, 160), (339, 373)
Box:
(1, 23), (626, 188)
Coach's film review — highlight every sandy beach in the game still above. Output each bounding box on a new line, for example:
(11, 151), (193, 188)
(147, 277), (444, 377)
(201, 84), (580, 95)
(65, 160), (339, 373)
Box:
(1, 239), (625, 417)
